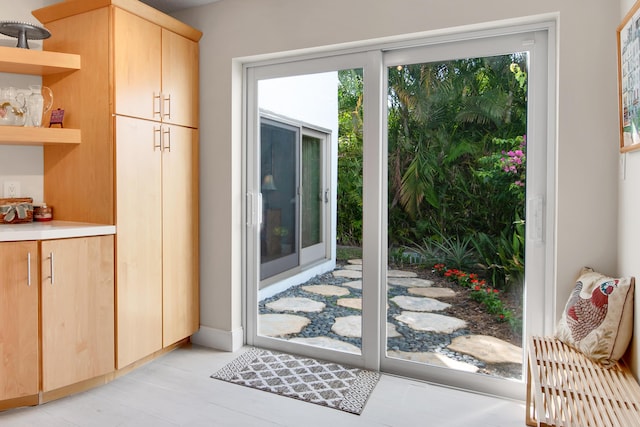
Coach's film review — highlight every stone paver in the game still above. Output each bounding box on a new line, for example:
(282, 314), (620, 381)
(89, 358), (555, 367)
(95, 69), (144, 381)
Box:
(387, 269), (418, 278)
(408, 287), (456, 298)
(343, 264), (363, 271)
(259, 314), (310, 337)
(301, 284), (350, 297)
(331, 315), (401, 340)
(337, 298), (362, 310)
(347, 259), (362, 265)
(266, 297), (325, 313)
(332, 315), (362, 338)
(387, 322), (402, 338)
(395, 311), (467, 334)
(447, 335), (523, 365)
(390, 295), (450, 312)
(387, 350), (479, 373)
(342, 280), (362, 290)
(332, 269), (363, 279)
(388, 277), (434, 288)
(289, 337), (361, 353)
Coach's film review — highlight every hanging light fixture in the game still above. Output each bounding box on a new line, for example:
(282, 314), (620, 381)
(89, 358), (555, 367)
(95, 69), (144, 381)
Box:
(262, 174), (277, 191)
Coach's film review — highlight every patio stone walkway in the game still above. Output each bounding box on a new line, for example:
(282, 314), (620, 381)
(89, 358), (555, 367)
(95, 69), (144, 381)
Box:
(258, 260), (523, 377)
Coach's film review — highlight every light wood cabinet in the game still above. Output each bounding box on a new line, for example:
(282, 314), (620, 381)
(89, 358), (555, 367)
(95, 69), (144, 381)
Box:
(0, 241), (38, 408)
(161, 124), (199, 346)
(40, 236), (114, 392)
(114, 117), (163, 367)
(34, 0), (201, 370)
(115, 117), (199, 367)
(114, 7), (199, 128)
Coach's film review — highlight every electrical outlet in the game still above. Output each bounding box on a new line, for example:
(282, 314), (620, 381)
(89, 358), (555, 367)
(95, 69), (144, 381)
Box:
(4, 181), (20, 198)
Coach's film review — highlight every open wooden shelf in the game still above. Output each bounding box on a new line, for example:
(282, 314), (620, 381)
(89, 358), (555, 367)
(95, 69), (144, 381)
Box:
(0, 46), (80, 75)
(0, 126), (81, 145)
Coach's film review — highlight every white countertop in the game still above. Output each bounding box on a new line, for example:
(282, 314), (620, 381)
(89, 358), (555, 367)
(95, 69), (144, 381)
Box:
(0, 220), (116, 242)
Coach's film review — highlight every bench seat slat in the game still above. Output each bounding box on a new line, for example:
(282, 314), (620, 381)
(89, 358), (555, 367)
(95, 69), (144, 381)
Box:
(527, 336), (640, 427)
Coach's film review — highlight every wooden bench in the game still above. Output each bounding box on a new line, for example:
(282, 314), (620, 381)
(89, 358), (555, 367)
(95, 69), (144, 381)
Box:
(526, 337), (640, 427)
(527, 336), (640, 427)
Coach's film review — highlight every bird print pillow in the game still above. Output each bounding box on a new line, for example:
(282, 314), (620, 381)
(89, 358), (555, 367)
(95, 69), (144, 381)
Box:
(555, 267), (635, 367)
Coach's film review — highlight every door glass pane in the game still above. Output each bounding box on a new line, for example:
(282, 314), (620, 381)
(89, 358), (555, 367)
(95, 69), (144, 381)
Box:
(256, 69), (363, 356)
(260, 119), (299, 279)
(302, 135), (322, 248)
(386, 55), (527, 381)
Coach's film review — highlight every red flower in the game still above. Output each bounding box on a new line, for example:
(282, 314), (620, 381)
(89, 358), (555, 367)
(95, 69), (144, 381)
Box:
(474, 285), (481, 291)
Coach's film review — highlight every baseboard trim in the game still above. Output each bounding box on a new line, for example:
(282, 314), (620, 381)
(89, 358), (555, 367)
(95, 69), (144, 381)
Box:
(191, 325), (244, 351)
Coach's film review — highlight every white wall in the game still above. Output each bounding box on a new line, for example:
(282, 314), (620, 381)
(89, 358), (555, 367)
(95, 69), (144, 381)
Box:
(2, 0), (632, 378)
(0, 0), (58, 203)
(619, 0), (640, 380)
(176, 0), (624, 361)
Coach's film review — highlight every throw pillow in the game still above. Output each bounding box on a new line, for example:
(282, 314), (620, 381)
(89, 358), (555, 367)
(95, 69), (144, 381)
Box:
(555, 267), (635, 367)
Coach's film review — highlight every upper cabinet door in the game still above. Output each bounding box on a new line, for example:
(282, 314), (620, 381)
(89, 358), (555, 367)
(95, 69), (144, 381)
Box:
(114, 8), (162, 121)
(162, 29), (199, 128)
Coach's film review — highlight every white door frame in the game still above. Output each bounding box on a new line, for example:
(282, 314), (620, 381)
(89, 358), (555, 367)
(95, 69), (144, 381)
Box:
(242, 20), (556, 400)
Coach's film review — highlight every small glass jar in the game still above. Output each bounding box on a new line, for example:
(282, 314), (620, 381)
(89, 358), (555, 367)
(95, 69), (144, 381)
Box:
(34, 203), (53, 221)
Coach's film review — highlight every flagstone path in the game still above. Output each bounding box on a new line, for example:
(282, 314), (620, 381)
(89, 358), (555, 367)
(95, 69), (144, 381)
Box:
(258, 260), (523, 379)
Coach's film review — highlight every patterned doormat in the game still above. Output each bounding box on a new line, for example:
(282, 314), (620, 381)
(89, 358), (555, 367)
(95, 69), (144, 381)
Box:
(211, 348), (380, 415)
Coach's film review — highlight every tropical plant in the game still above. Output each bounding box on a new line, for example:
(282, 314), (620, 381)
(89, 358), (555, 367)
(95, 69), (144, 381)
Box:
(472, 216), (525, 293)
(409, 232), (477, 271)
(337, 69), (364, 245)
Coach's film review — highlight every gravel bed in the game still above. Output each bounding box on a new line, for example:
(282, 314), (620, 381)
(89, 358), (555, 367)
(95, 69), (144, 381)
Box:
(258, 266), (486, 370)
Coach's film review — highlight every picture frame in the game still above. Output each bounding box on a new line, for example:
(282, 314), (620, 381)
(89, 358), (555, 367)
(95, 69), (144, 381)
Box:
(49, 108), (64, 127)
(618, 0), (640, 153)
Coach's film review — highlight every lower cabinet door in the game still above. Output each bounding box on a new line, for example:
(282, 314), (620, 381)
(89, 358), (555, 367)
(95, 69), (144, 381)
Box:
(41, 236), (114, 392)
(0, 241), (38, 403)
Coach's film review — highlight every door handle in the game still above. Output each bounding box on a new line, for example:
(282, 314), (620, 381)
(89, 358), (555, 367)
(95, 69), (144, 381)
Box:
(163, 93), (171, 120)
(27, 252), (31, 286)
(153, 92), (162, 118)
(153, 126), (162, 151)
(162, 127), (171, 152)
(48, 252), (55, 285)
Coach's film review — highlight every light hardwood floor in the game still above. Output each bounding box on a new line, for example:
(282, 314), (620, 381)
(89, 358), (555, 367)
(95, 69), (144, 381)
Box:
(0, 345), (527, 426)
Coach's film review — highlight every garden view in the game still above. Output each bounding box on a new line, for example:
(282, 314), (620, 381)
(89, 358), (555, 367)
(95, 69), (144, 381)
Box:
(337, 53), (528, 340)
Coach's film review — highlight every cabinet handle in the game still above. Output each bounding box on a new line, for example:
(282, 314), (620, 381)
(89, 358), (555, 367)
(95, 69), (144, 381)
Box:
(153, 126), (162, 151)
(27, 252), (31, 286)
(49, 252), (54, 285)
(163, 93), (171, 120)
(153, 92), (162, 118)
(162, 127), (171, 152)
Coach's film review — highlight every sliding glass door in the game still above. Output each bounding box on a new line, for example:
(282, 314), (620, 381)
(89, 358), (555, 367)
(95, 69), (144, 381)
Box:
(381, 30), (550, 398)
(245, 25), (553, 399)
(246, 53), (380, 368)
(260, 118), (300, 279)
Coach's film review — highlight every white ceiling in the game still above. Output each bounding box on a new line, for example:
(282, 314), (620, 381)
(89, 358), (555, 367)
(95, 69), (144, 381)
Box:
(140, 0), (219, 14)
